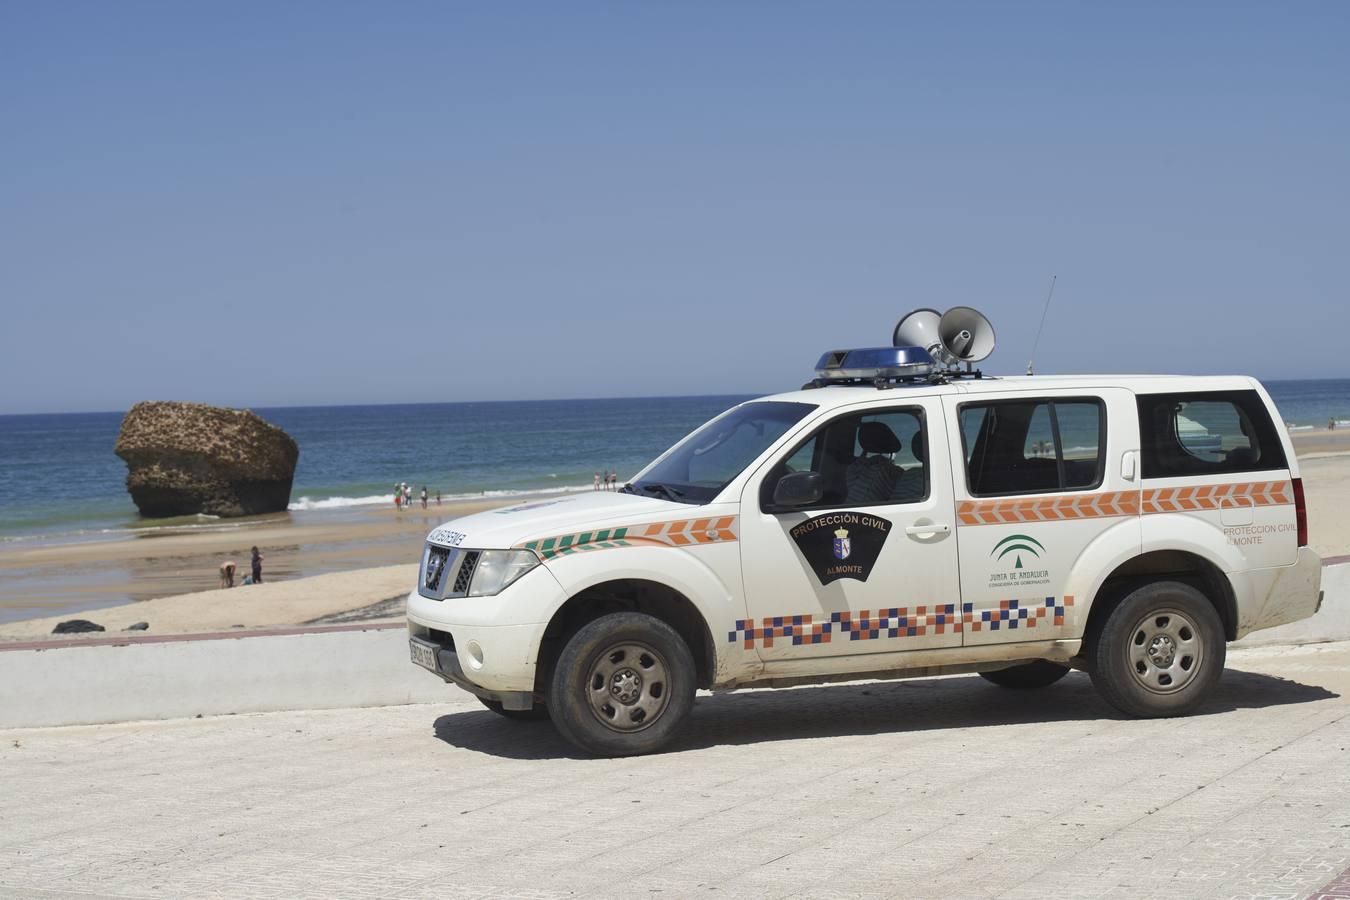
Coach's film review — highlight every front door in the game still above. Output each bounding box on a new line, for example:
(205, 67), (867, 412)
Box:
(738, 398), (962, 661)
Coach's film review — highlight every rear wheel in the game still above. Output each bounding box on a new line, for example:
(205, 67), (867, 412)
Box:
(547, 611), (696, 756)
(979, 660), (1070, 689)
(477, 697), (550, 721)
(1088, 580), (1225, 717)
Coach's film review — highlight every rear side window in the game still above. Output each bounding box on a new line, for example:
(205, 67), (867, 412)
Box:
(1137, 390), (1288, 477)
(959, 398), (1105, 496)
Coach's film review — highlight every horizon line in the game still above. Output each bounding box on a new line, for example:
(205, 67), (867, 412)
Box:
(2, 375), (1347, 418)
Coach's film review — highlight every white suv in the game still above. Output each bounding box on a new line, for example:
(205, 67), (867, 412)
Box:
(409, 374), (1322, 755)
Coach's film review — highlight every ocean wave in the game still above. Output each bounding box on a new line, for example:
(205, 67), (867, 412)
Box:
(287, 482), (597, 511)
(287, 494), (392, 511)
(1289, 419), (1350, 430)
(0, 519), (251, 546)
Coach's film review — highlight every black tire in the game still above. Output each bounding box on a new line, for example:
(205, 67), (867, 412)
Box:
(477, 697), (550, 721)
(979, 659), (1071, 689)
(547, 611), (697, 757)
(1088, 580), (1226, 718)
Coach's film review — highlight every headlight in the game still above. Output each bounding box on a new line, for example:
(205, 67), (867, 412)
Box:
(467, 549), (540, 597)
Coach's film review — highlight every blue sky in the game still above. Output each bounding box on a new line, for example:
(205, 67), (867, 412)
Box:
(2, 2), (1347, 414)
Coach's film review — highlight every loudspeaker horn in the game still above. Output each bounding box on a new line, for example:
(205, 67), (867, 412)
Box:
(938, 306), (996, 362)
(892, 308), (954, 364)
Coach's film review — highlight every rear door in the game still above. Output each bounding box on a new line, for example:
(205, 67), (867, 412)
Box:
(738, 397), (963, 661)
(944, 388), (1141, 645)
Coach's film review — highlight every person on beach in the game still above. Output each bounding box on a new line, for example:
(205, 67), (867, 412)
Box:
(394, 484), (403, 510)
(250, 546), (264, 584)
(420, 486), (428, 509)
(219, 560), (236, 589)
(594, 472), (601, 491)
(609, 470), (617, 491)
(404, 484), (413, 507)
(435, 491), (441, 505)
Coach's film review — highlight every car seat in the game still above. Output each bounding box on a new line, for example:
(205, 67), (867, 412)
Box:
(891, 426), (926, 502)
(845, 422), (902, 503)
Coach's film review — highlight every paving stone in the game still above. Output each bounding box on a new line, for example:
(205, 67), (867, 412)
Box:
(2, 644), (1349, 898)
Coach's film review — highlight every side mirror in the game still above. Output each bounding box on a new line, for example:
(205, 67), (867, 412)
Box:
(772, 471), (824, 508)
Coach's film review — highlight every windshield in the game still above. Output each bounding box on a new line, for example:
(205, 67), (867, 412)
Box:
(627, 401), (816, 504)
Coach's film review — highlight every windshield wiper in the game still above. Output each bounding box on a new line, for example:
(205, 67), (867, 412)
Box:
(637, 483), (685, 501)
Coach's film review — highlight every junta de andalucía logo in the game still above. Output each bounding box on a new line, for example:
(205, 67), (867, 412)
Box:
(991, 533), (1045, 570)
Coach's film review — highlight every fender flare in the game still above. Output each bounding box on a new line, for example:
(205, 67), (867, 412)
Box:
(1066, 516), (1244, 640)
(1140, 515), (1252, 620)
(539, 546), (745, 679)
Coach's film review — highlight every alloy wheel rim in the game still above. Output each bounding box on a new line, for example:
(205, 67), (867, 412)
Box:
(1126, 607), (1204, 694)
(585, 641), (671, 733)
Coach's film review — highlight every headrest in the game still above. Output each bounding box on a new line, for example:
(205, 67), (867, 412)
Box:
(858, 421), (902, 455)
(910, 428), (925, 463)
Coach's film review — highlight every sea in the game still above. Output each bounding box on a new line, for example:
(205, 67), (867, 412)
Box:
(2, 380), (1348, 544)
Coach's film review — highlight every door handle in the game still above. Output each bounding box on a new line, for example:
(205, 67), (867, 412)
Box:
(1122, 450), (1137, 482)
(905, 523), (951, 536)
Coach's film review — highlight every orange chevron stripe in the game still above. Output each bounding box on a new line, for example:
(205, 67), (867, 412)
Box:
(958, 489), (1141, 526)
(1139, 480), (1291, 515)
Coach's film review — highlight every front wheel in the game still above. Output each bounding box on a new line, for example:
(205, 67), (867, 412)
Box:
(1088, 580), (1226, 717)
(547, 612), (696, 756)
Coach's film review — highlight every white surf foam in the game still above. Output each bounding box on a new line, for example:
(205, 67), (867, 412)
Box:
(287, 482), (598, 511)
(287, 494), (392, 511)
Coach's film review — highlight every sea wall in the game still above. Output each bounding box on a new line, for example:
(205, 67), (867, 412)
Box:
(0, 624), (459, 730)
(1, 563), (1346, 731)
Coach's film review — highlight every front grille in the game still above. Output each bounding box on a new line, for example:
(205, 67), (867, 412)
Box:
(453, 551), (480, 594)
(424, 546), (451, 593)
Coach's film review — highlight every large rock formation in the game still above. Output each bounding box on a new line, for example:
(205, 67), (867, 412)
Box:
(115, 402), (299, 518)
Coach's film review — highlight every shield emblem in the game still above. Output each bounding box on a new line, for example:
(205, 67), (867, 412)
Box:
(833, 528), (851, 560)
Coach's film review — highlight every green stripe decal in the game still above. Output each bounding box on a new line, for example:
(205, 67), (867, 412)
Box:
(524, 525), (636, 561)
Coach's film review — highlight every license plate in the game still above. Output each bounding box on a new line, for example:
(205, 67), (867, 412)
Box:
(410, 639), (440, 672)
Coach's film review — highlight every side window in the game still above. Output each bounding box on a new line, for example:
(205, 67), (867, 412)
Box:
(1137, 390), (1288, 477)
(1022, 404), (1055, 460)
(1054, 401), (1104, 489)
(959, 398), (1105, 496)
(762, 407), (928, 510)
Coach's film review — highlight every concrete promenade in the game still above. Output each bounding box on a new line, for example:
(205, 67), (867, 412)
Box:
(3, 642), (1350, 899)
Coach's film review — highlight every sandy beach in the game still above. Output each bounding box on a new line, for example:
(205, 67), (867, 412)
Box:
(3, 431), (1350, 641)
(0, 496), (508, 638)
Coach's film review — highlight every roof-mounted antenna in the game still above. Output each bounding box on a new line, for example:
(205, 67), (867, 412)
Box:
(1026, 274), (1057, 376)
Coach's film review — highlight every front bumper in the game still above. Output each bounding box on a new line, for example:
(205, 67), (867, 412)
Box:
(405, 562), (567, 695)
(408, 633), (536, 710)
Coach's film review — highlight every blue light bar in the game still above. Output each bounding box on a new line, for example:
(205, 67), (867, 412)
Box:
(814, 346), (936, 381)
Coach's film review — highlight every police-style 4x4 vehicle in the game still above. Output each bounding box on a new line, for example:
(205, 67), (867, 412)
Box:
(409, 310), (1323, 756)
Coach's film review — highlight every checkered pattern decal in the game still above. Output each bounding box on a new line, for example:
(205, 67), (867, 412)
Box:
(730, 598), (1073, 648)
(833, 605), (960, 640)
(519, 516), (737, 560)
(728, 615), (833, 649)
(961, 596), (1074, 632)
